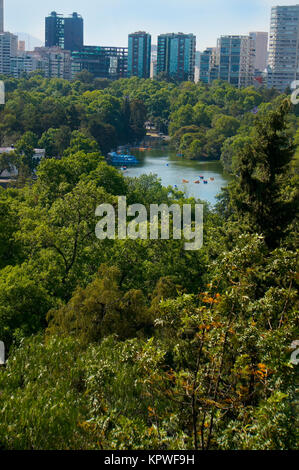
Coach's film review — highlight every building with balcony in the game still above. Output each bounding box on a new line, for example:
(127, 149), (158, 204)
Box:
(267, 5), (299, 92)
(128, 31), (151, 78)
(11, 47), (71, 80)
(0, 31), (17, 75)
(199, 47), (217, 84)
(217, 35), (255, 88)
(157, 33), (196, 82)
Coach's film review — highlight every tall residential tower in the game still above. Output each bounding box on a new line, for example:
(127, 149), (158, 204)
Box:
(267, 5), (299, 92)
(128, 31), (151, 78)
(157, 33), (196, 82)
(199, 47), (217, 84)
(0, 0), (18, 76)
(249, 32), (268, 72)
(0, 32), (17, 75)
(217, 35), (255, 88)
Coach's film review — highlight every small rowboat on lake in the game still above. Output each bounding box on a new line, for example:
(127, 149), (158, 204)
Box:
(182, 179), (189, 183)
(194, 180), (200, 184)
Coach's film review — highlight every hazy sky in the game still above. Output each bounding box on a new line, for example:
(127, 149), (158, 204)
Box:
(5, 0), (299, 50)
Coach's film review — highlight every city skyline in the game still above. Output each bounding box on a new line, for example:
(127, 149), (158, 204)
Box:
(5, 0), (299, 51)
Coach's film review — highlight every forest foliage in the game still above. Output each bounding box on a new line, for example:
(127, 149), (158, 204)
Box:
(0, 75), (298, 450)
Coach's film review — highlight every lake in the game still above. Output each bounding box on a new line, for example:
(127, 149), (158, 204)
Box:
(123, 148), (233, 205)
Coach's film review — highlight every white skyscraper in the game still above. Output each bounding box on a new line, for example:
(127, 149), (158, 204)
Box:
(0, 1), (19, 76)
(0, 32), (18, 75)
(249, 32), (268, 72)
(268, 5), (299, 92)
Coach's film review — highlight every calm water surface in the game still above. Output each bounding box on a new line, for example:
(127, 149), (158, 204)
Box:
(124, 148), (233, 205)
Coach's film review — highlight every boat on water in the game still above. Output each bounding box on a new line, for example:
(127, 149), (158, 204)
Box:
(182, 179), (189, 183)
(130, 146), (152, 151)
(108, 151), (139, 166)
(194, 180), (200, 184)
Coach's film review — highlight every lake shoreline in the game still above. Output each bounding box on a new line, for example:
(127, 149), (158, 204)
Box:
(122, 148), (233, 206)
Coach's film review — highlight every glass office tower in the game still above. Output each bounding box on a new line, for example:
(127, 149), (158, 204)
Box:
(199, 48), (217, 84)
(157, 33), (196, 82)
(217, 35), (255, 88)
(128, 32), (151, 78)
(45, 12), (83, 51)
(71, 46), (128, 80)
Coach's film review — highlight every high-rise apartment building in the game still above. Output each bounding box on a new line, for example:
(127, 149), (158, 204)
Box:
(249, 32), (268, 72)
(128, 31), (151, 78)
(34, 47), (72, 79)
(0, 32), (17, 75)
(199, 47), (216, 84)
(11, 54), (47, 78)
(71, 46), (128, 80)
(45, 12), (83, 51)
(0, 0), (18, 76)
(217, 35), (255, 88)
(11, 47), (72, 80)
(157, 33), (196, 82)
(267, 5), (299, 92)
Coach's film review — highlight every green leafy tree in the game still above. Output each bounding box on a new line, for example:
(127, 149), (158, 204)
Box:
(47, 265), (152, 344)
(64, 130), (100, 156)
(229, 99), (296, 247)
(38, 127), (72, 157)
(0, 264), (55, 348)
(0, 197), (22, 268)
(221, 134), (253, 173)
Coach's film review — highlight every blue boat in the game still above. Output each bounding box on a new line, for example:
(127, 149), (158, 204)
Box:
(108, 151), (139, 166)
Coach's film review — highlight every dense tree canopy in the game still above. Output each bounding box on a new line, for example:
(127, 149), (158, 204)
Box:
(0, 76), (297, 451)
